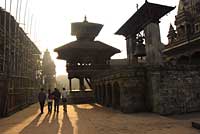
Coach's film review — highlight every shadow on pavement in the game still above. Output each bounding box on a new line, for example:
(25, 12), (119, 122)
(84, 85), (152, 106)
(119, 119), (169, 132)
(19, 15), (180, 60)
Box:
(19, 110), (73, 134)
(72, 104), (99, 134)
(0, 103), (40, 133)
(19, 113), (49, 134)
(61, 111), (73, 134)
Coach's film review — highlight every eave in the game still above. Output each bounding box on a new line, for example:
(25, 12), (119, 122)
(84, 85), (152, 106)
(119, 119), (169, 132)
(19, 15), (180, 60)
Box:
(115, 1), (175, 37)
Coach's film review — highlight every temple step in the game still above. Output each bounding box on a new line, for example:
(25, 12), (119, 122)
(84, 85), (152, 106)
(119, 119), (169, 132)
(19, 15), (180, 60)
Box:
(192, 121), (200, 129)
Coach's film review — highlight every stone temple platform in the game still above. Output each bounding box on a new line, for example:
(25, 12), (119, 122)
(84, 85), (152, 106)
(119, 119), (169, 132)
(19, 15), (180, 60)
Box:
(66, 90), (95, 104)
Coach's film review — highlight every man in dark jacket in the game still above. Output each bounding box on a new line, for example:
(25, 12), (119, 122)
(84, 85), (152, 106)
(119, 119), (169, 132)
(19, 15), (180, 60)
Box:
(38, 88), (46, 114)
(52, 88), (61, 112)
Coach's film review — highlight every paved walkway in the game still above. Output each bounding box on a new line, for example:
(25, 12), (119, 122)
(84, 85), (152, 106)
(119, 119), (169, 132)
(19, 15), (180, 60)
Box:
(0, 103), (200, 134)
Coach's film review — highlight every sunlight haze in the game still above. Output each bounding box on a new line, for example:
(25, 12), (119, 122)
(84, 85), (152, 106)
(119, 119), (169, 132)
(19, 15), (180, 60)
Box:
(0, 0), (179, 75)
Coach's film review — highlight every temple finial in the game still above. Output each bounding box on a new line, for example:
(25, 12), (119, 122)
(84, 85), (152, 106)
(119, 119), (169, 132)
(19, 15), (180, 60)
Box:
(145, 0), (148, 3)
(84, 15), (88, 22)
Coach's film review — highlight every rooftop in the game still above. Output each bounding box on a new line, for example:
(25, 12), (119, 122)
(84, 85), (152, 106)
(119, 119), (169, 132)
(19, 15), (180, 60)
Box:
(115, 1), (175, 37)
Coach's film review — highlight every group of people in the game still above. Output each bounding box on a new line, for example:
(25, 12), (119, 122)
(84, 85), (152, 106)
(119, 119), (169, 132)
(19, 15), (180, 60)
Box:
(38, 88), (68, 114)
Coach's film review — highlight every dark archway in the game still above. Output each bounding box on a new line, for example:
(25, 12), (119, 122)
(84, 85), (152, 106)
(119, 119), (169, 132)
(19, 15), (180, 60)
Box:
(99, 84), (105, 105)
(177, 55), (189, 65)
(102, 84), (106, 106)
(112, 82), (120, 109)
(94, 85), (98, 102)
(191, 51), (200, 65)
(96, 85), (101, 104)
(98, 85), (102, 104)
(68, 78), (79, 91)
(106, 83), (112, 107)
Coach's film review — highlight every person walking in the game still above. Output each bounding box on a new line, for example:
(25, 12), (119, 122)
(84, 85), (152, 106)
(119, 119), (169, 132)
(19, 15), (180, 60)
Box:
(52, 88), (61, 112)
(61, 88), (68, 112)
(38, 88), (46, 114)
(47, 89), (54, 113)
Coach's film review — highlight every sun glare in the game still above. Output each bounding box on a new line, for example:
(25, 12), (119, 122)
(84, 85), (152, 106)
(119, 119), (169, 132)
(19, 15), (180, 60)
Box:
(0, 0), (179, 76)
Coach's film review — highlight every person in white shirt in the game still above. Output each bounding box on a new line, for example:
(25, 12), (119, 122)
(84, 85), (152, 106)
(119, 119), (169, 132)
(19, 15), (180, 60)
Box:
(61, 88), (67, 112)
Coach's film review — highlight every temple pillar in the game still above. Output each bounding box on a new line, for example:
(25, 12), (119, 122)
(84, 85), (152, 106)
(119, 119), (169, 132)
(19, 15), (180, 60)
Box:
(97, 88), (100, 103)
(144, 22), (164, 65)
(97, 86), (101, 103)
(126, 35), (138, 64)
(69, 78), (72, 92)
(100, 87), (104, 105)
(94, 86), (97, 102)
(79, 78), (84, 91)
(105, 88), (109, 107)
(111, 87), (115, 108)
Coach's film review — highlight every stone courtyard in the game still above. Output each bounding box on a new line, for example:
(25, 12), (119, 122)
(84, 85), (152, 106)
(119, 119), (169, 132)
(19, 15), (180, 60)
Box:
(0, 103), (200, 134)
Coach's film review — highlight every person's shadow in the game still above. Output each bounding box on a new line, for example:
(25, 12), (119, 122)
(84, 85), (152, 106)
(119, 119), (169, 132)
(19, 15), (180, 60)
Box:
(48, 112), (60, 134)
(19, 113), (49, 134)
(61, 111), (73, 134)
(19, 111), (61, 134)
(19, 109), (73, 134)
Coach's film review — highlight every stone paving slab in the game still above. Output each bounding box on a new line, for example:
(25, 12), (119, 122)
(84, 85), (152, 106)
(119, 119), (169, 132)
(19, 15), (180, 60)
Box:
(0, 103), (200, 134)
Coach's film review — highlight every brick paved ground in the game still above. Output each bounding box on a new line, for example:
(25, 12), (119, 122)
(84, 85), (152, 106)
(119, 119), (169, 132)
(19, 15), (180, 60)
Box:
(0, 103), (200, 134)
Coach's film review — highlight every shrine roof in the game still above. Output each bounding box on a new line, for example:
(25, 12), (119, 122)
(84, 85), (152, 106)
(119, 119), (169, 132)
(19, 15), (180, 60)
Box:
(71, 21), (103, 40)
(54, 40), (120, 59)
(115, 1), (175, 37)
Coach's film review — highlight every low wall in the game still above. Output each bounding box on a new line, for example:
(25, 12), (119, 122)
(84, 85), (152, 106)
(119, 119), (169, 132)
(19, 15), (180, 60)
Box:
(147, 65), (200, 115)
(67, 91), (95, 104)
(92, 65), (200, 115)
(92, 66), (147, 113)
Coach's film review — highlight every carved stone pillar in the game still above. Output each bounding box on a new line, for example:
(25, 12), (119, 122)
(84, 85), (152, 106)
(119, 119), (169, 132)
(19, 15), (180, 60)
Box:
(126, 35), (138, 64)
(144, 22), (164, 65)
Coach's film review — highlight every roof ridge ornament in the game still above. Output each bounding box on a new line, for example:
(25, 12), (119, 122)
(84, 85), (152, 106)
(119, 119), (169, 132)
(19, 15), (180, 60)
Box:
(84, 15), (88, 22)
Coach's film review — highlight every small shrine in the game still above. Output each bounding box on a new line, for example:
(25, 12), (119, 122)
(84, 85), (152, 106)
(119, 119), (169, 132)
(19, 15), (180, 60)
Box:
(54, 17), (120, 103)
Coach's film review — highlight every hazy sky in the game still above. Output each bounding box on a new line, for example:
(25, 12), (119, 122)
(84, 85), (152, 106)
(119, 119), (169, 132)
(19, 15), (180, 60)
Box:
(0, 0), (179, 76)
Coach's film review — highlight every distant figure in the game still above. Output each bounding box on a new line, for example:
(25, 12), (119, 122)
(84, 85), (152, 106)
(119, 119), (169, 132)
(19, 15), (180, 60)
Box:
(52, 88), (61, 112)
(61, 88), (68, 112)
(38, 88), (46, 114)
(47, 89), (54, 113)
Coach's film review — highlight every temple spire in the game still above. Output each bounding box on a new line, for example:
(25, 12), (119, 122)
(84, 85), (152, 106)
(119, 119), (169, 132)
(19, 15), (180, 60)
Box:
(84, 15), (88, 22)
(169, 24), (174, 31)
(71, 17), (103, 41)
(167, 23), (176, 44)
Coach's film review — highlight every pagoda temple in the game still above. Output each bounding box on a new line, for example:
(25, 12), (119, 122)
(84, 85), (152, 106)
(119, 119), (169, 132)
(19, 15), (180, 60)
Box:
(54, 17), (120, 103)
